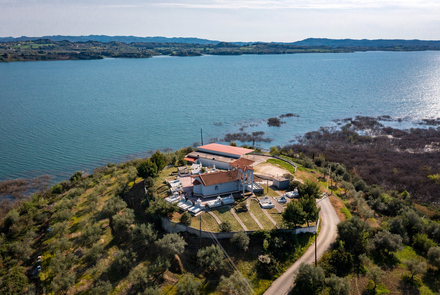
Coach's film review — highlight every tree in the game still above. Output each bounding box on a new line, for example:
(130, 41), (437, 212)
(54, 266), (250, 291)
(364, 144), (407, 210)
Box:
(112, 208), (135, 236)
(300, 194), (320, 227)
(197, 244), (225, 272)
(69, 171), (82, 182)
(136, 159), (158, 179)
(366, 266), (384, 291)
(151, 150), (166, 171)
(282, 201), (306, 228)
(298, 179), (321, 198)
(220, 221), (232, 232)
(404, 259), (427, 282)
(51, 272), (76, 294)
(292, 263), (325, 295)
(79, 224), (102, 246)
(328, 241), (354, 276)
(231, 231), (250, 252)
(412, 233), (437, 255)
(180, 212), (192, 226)
(85, 244), (105, 263)
(3, 209), (19, 231)
(325, 274), (351, 295)
(0, 266), (29, 294)
(91, 280), (113, 295)
(337, 216), (370, 255)
(155, 233), (187, 259)
(389, 217), (409, 244)
(340, 181), (354, 195)
(131, 223), (157, 248)
(102, 196), (126, 225)
(218, 270), (252, 295)
(427, 246), (440, 269)
(371, 230), (403, 255)
(175, 274), (201, 295)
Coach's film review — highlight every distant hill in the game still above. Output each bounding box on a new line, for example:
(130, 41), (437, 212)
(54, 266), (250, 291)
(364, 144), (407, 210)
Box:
(2, 35), (440, 48)
(0, 35), (223, 45)
(289, 38), (440, 47)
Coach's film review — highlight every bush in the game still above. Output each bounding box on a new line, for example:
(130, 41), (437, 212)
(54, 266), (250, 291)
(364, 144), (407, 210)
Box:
(256, 254), (280, 278)
(180, 212), (192, 226)
(427, 246), (440, 268)
(292, 263), (325, 295)
(219, 221), (232, 232)
(175, 274), (201, 295)
(231, 231), (250, 252)
(412, 233), (437, 255)
(218, 270), (252, 295)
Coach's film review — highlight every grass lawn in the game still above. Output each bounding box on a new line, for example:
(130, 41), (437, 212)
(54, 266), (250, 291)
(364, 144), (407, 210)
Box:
(212, 207), (244, 231)
(191, 212), (220, 232)
(249, 200), (276, 229)
(235, 210), (260, 231)
(267, 208), (284, 226)
(261, 185), (280, 197)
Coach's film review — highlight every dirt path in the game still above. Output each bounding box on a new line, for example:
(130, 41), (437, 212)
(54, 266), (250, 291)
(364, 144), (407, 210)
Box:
(207, 211), (221, 225)
(229, 206), (248, 231)
(247, 198), (264, 229)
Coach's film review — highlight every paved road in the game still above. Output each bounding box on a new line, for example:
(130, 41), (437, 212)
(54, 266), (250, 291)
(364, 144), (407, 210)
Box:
(264, 196), (340, 295)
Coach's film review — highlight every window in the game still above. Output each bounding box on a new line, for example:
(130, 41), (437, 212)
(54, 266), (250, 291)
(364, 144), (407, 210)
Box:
(215, 186), (218, 191)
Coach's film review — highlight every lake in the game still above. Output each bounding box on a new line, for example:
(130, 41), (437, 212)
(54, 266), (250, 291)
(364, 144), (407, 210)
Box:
(1, 51), (440, 181)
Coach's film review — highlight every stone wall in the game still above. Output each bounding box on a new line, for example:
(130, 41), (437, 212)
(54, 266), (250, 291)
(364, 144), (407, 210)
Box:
(160, 217), (319, 239)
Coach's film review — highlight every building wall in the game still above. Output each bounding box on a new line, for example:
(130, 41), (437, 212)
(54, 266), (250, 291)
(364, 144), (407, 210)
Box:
(198, 158), (231, 170)
(197, 148), (242, 159)
(273, 179), (289, 190)
(202, 180), (239, 196)
(193, 184), (202, 194)
(161, 217), (319, 239)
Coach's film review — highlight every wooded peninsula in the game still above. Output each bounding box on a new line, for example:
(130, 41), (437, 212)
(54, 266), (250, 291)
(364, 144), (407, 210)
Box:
(2, 38), (440, 62)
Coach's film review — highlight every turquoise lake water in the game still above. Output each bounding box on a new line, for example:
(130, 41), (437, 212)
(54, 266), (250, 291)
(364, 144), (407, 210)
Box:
(1, 51), (440, 181)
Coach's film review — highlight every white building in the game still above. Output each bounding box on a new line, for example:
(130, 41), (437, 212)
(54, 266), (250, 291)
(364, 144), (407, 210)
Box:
(184, 143), (254, 170)
(192, 157), (255, 198)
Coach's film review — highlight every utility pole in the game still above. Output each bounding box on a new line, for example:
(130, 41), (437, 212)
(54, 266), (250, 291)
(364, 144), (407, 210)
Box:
(201, 129), (203, 146)
(199, 213), (202, 248)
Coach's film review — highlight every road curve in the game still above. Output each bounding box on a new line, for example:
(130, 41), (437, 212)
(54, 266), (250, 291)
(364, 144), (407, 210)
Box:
(264, 196), (340, 295)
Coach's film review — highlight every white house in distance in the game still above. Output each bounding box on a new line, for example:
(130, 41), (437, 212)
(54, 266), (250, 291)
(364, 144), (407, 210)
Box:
(184, 143), (254, 170)
(192, 157), (255, 198)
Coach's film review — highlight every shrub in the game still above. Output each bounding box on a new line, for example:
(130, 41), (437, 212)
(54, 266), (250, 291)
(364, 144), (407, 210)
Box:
(427, 246), (440, 268)
(256, 254), (280, 278)
(292, 263), (325, 295)
(219, 221), (232, 232)
(231, 231), (250, 252)
(412, 233), (437, 255)
(175, 274), (201, 295)
(325, 274), (351, 295)
(218, 270), (252, 295)
(180, 212), (192, 226)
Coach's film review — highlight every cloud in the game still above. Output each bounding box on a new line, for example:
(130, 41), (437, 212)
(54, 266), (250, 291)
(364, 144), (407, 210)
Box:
(150, 0), (440, 10)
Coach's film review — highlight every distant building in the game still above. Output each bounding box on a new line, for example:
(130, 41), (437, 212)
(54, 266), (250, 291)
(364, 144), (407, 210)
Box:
(273, 176), (289, 190)
(184, 143), (253, 170)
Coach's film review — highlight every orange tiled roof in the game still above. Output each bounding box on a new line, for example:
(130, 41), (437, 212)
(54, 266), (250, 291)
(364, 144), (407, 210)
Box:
(197, 170), (239, 186)
(230, 158), (255, 170)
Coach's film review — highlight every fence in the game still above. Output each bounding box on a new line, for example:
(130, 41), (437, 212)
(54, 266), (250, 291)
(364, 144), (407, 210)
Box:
(160, 217), (319, 239)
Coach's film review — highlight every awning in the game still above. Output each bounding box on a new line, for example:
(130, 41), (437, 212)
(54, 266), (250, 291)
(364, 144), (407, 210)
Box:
(184, 157), (197, 163)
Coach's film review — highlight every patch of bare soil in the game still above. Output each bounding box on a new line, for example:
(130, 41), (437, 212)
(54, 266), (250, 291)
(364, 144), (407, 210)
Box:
(254, 162), (290, 177)
(329, 195), (346, 222)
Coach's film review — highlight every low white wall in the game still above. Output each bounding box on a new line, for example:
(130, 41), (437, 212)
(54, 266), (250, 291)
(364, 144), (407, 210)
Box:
(160, 217), (319, 239)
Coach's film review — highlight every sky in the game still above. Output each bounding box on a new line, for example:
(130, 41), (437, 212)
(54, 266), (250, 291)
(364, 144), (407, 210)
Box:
(1, 0), (440, 42)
